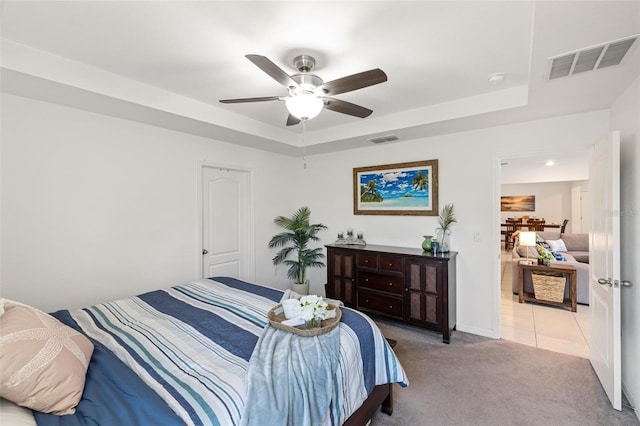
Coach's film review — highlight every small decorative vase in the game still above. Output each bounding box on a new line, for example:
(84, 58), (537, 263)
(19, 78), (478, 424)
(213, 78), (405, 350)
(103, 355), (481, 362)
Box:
(436, 228), (451, 253)
(306, 318), (320, 329)
(421, 235), (433, 251)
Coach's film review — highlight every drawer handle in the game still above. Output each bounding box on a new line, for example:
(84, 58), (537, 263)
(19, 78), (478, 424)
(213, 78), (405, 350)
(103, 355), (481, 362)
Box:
(388, 282), (393, 286)
(389, 305), (393, 309)
(365, 259), (369, 263)
(365, 299), (369, 303)
(365, 278), (369, 282)
(388, 263), (393, 267)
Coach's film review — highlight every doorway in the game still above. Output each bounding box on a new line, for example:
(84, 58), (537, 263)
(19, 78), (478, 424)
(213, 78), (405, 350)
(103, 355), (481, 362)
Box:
(498, 152), (591, 358)
(200, 164), (254, 281)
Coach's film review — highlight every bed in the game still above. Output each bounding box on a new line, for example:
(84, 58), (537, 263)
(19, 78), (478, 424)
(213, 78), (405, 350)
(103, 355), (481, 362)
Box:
(1, 276), (408, 425)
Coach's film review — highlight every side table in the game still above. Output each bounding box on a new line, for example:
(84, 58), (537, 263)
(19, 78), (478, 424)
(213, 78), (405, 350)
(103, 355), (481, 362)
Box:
(518, 262), (577, 312)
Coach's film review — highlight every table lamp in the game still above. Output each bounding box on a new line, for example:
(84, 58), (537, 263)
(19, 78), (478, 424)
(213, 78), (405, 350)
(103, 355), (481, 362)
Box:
(519, 231), (537, 265)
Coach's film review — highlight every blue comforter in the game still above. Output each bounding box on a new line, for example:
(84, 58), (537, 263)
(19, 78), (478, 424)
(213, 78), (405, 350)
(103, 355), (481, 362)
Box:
(35, 277), (407, 426)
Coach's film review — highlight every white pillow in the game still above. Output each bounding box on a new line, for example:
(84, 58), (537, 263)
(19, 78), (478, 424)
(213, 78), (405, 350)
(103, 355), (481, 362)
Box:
(546, 239), (568, 252)
(0, 398), (36, 426)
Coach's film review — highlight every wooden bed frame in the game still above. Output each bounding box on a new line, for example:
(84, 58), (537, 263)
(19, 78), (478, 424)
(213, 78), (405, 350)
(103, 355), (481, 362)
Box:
(343, 383), (393, 425)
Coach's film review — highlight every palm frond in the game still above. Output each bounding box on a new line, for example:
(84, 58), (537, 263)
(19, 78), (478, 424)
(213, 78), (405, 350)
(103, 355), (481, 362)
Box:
(438, 203), (457, 231)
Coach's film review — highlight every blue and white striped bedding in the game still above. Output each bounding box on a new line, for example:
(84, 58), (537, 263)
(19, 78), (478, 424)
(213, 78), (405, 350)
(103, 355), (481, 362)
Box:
(36, 277), (407, 426)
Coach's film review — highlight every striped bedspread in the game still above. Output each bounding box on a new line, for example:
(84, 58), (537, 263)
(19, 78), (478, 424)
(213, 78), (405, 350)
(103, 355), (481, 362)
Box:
(48, 277), (408, 425)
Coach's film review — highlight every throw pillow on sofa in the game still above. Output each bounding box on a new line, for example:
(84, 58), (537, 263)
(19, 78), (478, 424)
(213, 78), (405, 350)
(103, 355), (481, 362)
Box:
(535, 244), (553, 259)
(546, 239), (568, 252)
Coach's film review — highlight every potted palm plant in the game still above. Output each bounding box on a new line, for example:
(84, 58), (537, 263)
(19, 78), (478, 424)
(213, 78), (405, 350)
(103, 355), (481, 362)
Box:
(268, 206), (327, 295)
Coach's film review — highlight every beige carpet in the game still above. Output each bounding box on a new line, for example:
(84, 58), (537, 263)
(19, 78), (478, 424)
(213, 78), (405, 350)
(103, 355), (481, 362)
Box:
(370, 319), (638, 426)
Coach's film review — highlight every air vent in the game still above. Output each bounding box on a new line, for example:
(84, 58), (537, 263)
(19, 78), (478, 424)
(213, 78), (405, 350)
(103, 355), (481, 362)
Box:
(369, 135), (399, 144)
(547, 35), (638, 80)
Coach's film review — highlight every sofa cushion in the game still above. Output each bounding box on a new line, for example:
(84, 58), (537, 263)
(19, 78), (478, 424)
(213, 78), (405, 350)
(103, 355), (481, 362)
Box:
(536, 231), (561, 241)
(516, 244), (538, 258)
(561, 233), (589, 251)
(570, 251), (590, 263)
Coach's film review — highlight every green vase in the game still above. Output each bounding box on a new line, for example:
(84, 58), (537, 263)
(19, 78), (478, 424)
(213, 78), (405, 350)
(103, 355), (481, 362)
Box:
(422, 235), (433, 251)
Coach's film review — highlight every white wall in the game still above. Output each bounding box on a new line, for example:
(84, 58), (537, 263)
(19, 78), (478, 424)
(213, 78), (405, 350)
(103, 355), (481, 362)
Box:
(300, 110), (610, 338)
(610, 76), (640, 419)
(0, 91), (616, 342)
(0, 93), (297, 312)
(501, 181), (573, 230)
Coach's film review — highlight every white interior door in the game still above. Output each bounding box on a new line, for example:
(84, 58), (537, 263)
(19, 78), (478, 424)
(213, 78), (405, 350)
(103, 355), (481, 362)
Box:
(589, 131), (621, 410)
(201, 166), (251, 280)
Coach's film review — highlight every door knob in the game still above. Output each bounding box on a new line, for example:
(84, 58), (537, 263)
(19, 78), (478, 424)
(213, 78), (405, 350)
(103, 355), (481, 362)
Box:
(597, 278), (612, 287)
(202, 249), (208, 255)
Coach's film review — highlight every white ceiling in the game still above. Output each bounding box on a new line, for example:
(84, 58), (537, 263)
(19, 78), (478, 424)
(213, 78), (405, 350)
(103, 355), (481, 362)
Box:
(1, 1), (639, 164)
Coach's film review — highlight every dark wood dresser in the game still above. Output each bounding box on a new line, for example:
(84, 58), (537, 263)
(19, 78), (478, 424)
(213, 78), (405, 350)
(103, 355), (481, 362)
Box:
(325, 244), (457, 343)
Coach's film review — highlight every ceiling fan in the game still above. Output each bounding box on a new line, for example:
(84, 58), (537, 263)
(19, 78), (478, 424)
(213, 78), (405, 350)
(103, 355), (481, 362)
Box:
(219, 54), (388, 126)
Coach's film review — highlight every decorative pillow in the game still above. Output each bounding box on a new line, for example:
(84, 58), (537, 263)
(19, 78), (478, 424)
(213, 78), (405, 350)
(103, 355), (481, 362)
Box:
(0, 299), (94, 415)
(546, 239), (568, 253)
(535, 244), (553, 259)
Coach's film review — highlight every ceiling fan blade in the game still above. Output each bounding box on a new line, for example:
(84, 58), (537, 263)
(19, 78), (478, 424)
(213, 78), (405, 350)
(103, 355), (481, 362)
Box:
(323, 97), (373, 118)
(319, 69), (387, 96)
(286, 114), (301, 126)
(246, 54), (297, 88)
(219, 96), (281, 104)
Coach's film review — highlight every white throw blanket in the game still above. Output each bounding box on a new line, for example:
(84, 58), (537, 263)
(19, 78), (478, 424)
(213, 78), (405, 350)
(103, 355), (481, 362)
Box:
(241, 325), (340, 426)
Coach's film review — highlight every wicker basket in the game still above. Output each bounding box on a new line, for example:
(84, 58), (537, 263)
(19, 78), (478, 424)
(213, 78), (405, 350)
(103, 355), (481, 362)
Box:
(267, 303), (341, 337)
(532, 272), (566, 303)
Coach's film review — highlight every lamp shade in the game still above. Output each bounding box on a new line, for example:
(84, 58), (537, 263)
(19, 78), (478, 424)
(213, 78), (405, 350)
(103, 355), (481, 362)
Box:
(285, 94), (323, 120)
(519, 231), (536, 247)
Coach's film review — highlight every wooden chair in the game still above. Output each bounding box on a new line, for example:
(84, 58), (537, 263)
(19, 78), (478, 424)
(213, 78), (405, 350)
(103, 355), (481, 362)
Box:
(560, 219), (569, 233)
(504, 221), (519, 250)
(527, 219), (545, 231)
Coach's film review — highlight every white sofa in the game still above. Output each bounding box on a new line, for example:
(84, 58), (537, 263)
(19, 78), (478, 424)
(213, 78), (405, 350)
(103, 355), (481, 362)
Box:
(511, 231), (590, 305)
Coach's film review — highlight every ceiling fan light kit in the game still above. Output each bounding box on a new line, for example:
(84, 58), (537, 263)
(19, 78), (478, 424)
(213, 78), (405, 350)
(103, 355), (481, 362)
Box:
(285, 94), (324, 120)
(220, 54), (387, 126)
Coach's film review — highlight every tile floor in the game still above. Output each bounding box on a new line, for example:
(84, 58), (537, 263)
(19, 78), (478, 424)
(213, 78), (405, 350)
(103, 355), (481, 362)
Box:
(500, 250), (590, 358)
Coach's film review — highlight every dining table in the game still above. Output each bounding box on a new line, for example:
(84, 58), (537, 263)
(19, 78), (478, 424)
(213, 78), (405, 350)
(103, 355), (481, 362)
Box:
(500, 222), (561, 231)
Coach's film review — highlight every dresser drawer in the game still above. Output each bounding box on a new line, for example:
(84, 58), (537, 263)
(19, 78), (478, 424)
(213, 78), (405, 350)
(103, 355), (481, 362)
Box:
(359, 272), (403, 295)
(380, 256), (403, 273)
(357, 253), (378, 269)
(357, 289), (403, 317)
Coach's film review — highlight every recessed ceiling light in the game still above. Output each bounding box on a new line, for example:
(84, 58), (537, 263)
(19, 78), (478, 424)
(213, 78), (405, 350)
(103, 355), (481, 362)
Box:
(488, 72), (505, 85)
(546, 160), (555, 167)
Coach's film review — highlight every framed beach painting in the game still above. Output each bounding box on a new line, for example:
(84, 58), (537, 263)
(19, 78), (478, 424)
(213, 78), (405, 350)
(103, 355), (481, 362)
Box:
(500, 195), (535, 212)
(353, 160), (439, 216)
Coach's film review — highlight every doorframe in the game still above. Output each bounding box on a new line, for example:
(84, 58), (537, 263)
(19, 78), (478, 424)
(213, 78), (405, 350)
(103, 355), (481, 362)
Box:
(493, 147), (591, 339)
(197, 161), (255, 282)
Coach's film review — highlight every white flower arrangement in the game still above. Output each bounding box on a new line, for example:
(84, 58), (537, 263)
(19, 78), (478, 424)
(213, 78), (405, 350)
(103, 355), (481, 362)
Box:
(298, 295), (336, 326)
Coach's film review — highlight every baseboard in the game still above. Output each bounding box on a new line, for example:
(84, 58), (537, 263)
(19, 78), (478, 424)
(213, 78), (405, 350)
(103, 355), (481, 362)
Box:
(455, 323), (499, 339)
(622, 382), (638, 420)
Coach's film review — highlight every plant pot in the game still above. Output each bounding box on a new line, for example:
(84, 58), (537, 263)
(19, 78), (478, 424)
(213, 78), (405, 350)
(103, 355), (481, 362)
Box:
(292, 281), (309, 295)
